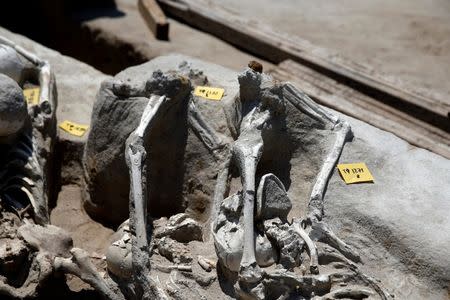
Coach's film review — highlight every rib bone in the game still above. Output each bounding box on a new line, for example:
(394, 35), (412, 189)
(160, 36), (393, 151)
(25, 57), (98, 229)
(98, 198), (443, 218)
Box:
(292, 219), (319, 274)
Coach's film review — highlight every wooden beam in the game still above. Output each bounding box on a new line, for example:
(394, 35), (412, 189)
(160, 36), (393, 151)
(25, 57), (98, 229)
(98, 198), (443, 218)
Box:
(157, 0), (449, 131)
(139, 0), (169, 40)
(270, 60), (450, 159)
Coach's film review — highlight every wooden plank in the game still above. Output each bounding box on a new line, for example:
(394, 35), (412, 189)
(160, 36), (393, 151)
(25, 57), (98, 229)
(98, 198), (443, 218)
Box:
(270, 60), (450, 159)
(139, 0), (169, 40)
(157, 0), (449, 129)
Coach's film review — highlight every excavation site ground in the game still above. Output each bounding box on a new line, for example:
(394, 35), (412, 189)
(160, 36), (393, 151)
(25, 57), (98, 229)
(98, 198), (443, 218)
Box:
(0, 1), (449, 299)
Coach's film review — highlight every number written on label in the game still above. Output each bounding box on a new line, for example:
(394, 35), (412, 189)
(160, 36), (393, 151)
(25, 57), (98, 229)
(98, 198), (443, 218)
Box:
(59, 120), (89, 137)
(337, 162), (374, 184)
(23, 87), (40, 105)
(194, 86), (224, 101)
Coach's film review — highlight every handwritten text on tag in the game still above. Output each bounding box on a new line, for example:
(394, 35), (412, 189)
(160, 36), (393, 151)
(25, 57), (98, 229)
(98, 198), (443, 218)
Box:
(337, 162), (374, 184)
(23, 87), (40, 105)
(59, 120), (89, 137)
(194, 86), (224, 101)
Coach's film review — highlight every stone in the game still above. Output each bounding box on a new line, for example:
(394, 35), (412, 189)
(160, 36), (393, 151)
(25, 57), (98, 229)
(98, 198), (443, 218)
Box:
(83, 70), (192, 224)
(0, 74), (27, 137)
(155, 213), (203, 243)
(0, 27), (109, 186)
(82, 55), (236, 225)
(157, 237), (193, 264)
(256, 174), (292, 222)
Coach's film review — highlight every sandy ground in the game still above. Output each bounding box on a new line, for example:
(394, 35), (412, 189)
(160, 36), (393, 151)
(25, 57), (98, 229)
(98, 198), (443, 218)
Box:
(216, 0), (450, 101)
(50, 185), (114, 292)
(69, 0), (273, 74)
(50, 185), (114, 255)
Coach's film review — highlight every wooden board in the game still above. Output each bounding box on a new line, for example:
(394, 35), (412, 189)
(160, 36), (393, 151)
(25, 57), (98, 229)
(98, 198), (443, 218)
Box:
(270, 60), (450, 159)
(139, 0), (169, 40)
(157, 0), (449, 129)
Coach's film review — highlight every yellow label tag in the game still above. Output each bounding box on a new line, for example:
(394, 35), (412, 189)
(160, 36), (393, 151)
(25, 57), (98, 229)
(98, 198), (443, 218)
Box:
(337, 163), (374, 184)
(194, 86), (224, 101)
(59, 120), (89, 137)
(23, 87), (40, 105)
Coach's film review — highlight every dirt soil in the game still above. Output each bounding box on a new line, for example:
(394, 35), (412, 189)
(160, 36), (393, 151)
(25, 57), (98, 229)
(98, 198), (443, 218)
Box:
(217, 0), (450, 101)
(50, 185), (115, 292)
(70, 0), (274, 74)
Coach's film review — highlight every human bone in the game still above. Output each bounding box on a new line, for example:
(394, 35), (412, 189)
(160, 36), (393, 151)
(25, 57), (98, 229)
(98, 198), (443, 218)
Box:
(0, 22), (444, 298)
(0, 36), (57, 226)
(0, 35), (124, 300)
(209, 67), (391, 299)
(79, 55), (393, 299)
(0, 39), (392, 297)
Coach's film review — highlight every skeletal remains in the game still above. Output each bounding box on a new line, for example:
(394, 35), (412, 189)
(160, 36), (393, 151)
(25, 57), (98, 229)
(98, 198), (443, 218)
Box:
(0, 36), (123, 299)
(211, 67), (391, 299)
(0, 35), (391, 299)
(95, 63), (391, 299)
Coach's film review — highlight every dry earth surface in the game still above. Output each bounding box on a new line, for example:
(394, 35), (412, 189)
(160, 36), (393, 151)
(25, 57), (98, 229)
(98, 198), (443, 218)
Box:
(72, 0), (273, 74)
(217, 0), (450, 101)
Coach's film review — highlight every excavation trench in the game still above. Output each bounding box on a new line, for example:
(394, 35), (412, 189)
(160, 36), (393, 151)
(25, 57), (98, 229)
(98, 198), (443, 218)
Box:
(0, 0), (147, 75)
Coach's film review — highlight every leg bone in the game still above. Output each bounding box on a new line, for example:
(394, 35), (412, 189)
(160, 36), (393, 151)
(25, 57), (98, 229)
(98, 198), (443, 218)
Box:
(311, 222), (361, 263)
(232, 133), (265, 281)
(54, 248), (125, 300)
(125, 96), (169, 299)
(283, 83), (352, 222)
(188, 100), (225, 155)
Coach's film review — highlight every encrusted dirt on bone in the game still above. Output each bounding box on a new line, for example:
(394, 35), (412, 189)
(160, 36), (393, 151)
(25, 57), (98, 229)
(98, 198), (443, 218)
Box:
(0, 210), (31, 286)
(143, 235), (222, 298)
(156, 237), (193, 264)
(213, 196), (385, 298)
(154, 213), (203, 243)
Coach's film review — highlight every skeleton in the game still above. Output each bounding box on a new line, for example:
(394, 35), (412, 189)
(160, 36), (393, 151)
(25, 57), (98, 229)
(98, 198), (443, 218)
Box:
(0, 35), (56, 225)
(0, 36), (123, 299)
(212, 68), (392, 299)
(92, 62), (392, 299)
(0, 39), (391, 297)
(103, 70), (225, 299)
(97, 63), (392, 299)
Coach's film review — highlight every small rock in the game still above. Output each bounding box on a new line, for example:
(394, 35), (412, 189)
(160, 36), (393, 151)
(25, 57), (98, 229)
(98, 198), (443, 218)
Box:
(0, 73), (27, 137)
(155, 213), (203, 243)
(256, 174), (292, 222)
(157, 237), (193, 264)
